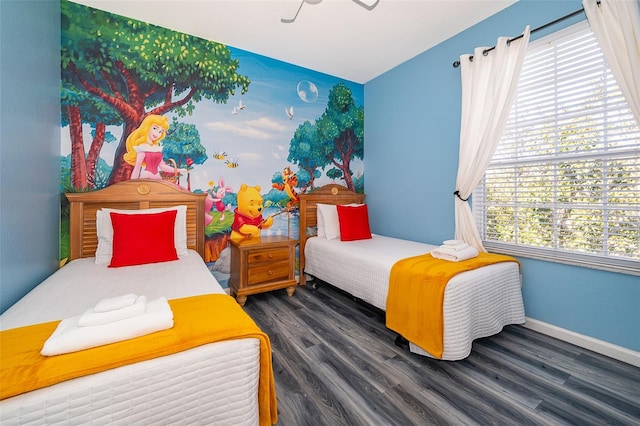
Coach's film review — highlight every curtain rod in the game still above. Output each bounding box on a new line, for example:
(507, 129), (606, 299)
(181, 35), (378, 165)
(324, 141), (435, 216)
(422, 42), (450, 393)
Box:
(452, 6), (588, 68)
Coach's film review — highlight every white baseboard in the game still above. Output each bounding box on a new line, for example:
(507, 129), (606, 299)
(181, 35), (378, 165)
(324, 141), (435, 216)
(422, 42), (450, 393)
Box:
(522, 317), (640, 368)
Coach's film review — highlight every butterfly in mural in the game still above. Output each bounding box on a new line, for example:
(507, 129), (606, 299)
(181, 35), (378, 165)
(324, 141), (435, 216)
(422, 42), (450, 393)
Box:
(238, 100), (246, 110)
(285, 106), (294, 119)
(225, 158), (239, 168)
(213, 151), (227, 160)
(232, 107), (238, 115)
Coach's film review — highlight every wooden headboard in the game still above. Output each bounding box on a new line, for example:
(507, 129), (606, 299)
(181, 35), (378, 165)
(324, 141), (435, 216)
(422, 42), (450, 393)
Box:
(298, 184), (365, 285)
(65, 180), (207, 261)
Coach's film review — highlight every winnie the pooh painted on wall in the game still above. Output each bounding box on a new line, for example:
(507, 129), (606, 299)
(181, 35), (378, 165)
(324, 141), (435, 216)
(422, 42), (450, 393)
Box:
(230, 184), (274, 241)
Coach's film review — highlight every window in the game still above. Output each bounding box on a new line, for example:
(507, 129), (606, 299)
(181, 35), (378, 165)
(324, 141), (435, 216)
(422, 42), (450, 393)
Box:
(473, 20), (640, 275)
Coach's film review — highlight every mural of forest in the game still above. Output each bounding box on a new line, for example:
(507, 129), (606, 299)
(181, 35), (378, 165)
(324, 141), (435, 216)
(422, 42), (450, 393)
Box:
(60, 0), (364, 276)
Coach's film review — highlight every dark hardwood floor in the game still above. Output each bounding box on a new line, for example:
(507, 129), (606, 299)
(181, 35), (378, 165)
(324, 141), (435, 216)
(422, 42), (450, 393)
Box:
(242, 282), (640, 426)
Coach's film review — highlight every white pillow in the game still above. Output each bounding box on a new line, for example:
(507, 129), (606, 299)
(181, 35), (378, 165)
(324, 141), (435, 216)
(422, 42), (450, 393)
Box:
(316, 204), (339, 239)
(316, 205), (326, 238)
(316, 203), (363, 240)
(95, 205), (188, 264)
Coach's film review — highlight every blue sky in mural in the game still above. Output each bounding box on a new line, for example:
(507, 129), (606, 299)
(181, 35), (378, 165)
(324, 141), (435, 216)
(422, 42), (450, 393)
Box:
(61, 45), (364, 195)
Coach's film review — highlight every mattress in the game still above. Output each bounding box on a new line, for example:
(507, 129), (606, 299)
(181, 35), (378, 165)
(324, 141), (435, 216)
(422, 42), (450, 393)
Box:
(304, 235), (525, 360)
(0, 251), (261, 425)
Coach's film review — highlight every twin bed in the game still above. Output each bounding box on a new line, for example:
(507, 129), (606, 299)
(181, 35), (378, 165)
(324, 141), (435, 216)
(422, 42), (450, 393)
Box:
(0, 180), (276, 425)
(298, 184), (526, 361)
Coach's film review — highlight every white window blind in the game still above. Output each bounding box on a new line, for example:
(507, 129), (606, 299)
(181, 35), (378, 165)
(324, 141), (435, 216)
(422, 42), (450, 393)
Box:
(473, 20), (640, 275)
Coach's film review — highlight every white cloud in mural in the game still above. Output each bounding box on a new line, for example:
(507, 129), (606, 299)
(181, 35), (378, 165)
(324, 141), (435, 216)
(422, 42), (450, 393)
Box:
(247, 117), (287, 132)
(239, 152), (261, 161)
(272, 144), (285, 159)
(297, 80), (319, 103)
(205, 121), (270, 140)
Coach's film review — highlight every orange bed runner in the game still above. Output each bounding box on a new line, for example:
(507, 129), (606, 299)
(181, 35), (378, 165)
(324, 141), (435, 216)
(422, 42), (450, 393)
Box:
(386, 252), (518, 359)
(0, 294), (277, 425)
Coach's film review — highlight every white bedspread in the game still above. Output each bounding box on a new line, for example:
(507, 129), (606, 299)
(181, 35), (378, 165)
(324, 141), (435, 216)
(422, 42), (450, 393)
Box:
(304, 235), (525, 360)
(1, 251), (225, 330)
(0, 251), (261, 426)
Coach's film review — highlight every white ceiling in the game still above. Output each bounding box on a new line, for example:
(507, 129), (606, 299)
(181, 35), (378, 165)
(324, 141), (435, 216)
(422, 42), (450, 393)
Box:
(71, 0), (517, 84)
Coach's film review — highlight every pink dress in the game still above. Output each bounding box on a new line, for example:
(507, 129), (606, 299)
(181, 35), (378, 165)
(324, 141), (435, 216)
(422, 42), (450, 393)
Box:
(133, 144), (164, 179)
(141, 151), (162, 174)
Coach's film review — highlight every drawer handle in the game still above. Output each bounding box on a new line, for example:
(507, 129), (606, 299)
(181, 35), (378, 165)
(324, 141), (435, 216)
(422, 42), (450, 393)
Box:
(268, 253), (273, 259)
(268, 270), (273, 275)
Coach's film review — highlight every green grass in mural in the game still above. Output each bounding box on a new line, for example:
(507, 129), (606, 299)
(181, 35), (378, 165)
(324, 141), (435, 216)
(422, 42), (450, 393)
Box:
(205, 211), (233, 237)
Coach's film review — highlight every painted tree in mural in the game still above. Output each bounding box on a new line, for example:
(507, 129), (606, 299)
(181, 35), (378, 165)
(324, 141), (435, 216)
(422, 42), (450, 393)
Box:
(61, 85), (120, 190)
(61, 155), (112, 192)
(61, 0), (250, 185)
(288, 83), (363, 192)
(287, 121), (324, 190)
(315, 83), (364, 192)
(162, 117), (208, 187)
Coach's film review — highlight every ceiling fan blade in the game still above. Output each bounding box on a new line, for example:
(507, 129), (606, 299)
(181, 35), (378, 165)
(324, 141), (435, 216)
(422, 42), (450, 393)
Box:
(281, 0), (305, 23)
(351, 0), (380, 11)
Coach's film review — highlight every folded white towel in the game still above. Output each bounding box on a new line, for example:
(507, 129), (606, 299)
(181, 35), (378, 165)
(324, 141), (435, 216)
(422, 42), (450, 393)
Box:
(94, 293), (137, 312)
(41, 297), (174, 356)
(431, 245), (479, 262)
(78, 295), (147, 327)
(442, 240), (469, 250)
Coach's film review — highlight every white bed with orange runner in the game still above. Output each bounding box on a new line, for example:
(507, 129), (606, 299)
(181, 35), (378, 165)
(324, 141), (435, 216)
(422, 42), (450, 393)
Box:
(299, 184), (525, 361)
(0, 180), (277, 425)
(304, 234), (525, 360)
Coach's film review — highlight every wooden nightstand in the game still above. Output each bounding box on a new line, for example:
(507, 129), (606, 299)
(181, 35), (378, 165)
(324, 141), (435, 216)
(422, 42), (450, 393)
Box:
(228, 235), (297, 306)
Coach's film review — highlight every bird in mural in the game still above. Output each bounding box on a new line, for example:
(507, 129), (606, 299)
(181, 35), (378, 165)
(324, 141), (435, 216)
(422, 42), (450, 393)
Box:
(232, 107), (238, 115)
(213, 151), (227, 160)
(238, 100), (246, 110)
(225, 158), (239, 168)
(285, 106), (295, 119)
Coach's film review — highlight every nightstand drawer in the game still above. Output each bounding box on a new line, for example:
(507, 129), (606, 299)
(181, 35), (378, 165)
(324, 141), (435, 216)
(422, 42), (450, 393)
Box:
(247, 261), (289, 285)
(247, 247), (290, 264)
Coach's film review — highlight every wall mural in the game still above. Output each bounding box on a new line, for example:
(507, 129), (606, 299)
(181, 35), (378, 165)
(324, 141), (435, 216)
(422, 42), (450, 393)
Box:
(60, 1), (364, 284)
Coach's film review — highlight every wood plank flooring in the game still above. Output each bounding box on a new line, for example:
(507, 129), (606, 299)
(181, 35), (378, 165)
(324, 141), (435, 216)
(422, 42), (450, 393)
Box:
(242, 282), (640, 426)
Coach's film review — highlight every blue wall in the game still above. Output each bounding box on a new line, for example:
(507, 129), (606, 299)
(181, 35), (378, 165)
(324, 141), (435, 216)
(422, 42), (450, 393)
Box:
(364, 0), (639, 352)
(0, 0), (61, 313)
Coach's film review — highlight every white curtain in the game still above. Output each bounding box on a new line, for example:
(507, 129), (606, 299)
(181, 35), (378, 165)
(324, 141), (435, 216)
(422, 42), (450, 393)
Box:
(583, 0), (640, 125)
(454, 27), (531, 251)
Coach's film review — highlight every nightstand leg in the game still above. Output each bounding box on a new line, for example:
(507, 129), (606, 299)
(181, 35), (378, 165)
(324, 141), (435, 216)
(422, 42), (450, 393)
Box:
(286, 286), (296, 297)
(236, 295), (247, 306)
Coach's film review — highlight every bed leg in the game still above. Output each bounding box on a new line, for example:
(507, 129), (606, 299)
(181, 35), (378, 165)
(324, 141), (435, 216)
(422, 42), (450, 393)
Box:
(301, 273), (318, 289)
(300, 273), (313, 286)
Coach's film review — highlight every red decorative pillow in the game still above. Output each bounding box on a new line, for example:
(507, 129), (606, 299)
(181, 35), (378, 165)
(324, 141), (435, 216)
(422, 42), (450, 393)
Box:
(108, 210), (178, 268)
(337, 204), (372, 241)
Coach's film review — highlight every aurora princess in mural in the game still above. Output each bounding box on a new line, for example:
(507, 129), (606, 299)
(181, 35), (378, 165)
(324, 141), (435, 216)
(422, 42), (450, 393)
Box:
(124, 115), (186, 181)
